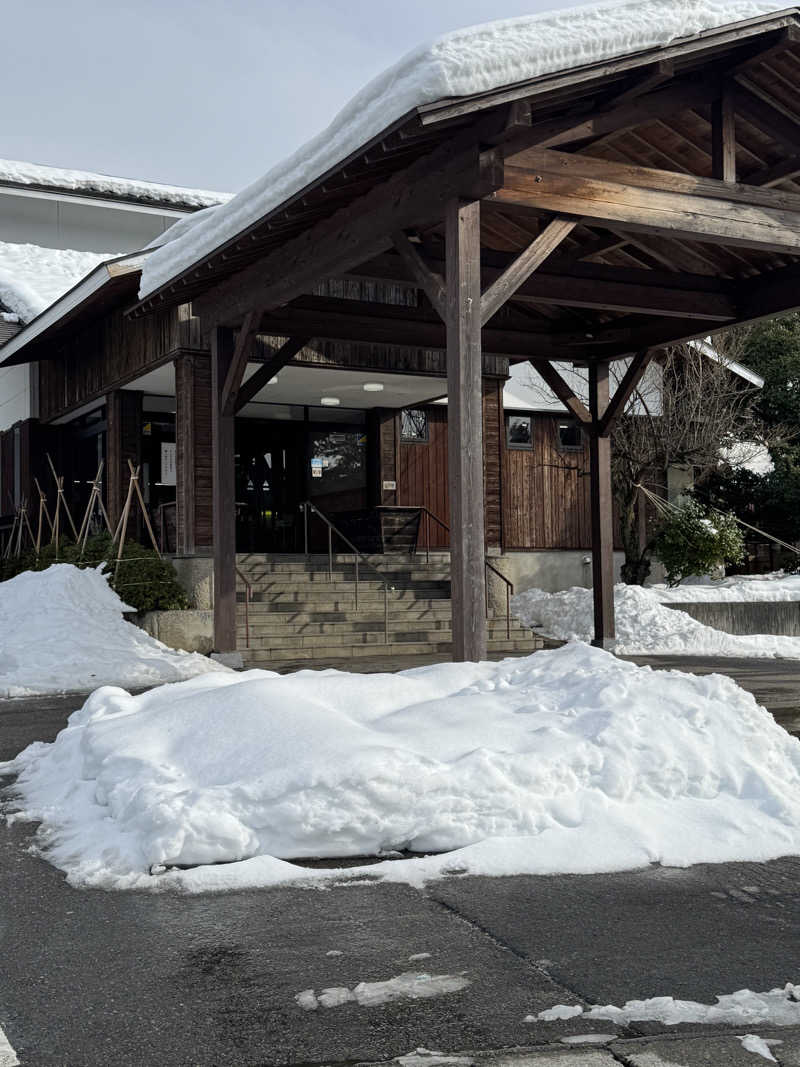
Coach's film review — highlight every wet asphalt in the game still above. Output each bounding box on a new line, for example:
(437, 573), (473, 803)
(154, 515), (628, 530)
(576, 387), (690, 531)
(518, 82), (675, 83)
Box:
(1, 659), (800, 1065)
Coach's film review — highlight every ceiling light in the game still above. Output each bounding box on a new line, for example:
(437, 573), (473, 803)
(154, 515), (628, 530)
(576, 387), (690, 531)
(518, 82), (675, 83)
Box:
(320, 396), (340, 407)
(267, 375), (279, 385)
(363, 382), (384, 392)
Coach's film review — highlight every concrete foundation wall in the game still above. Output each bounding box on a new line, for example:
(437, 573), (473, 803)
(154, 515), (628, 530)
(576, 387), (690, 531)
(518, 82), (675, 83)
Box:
(498, 550), (625, 594)
(137, 609), (214, 654)
(171, 555), (214, 609)
(666, 601), (800, 636)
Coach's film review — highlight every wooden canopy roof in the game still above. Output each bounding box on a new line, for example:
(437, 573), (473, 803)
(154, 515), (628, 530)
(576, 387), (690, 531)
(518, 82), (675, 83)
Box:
(129, 8), (800, 368)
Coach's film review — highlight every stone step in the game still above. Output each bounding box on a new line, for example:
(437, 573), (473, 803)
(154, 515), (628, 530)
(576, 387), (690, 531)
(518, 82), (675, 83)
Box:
(236, 571), (452, 586)
(240, 637), (543, 664)
(236, 605), (456, 623)
(236, 618), (529, 638)
(238, 577), (450, 592)
(240, 591), (453, 607)
(238, 625), (532, 648)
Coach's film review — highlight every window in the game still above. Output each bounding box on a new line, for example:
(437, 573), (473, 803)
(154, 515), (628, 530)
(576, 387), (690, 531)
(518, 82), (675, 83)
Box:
(506, 414), (532, 449)
(557, 420), (584, 451)
(401, 408), (429, 443)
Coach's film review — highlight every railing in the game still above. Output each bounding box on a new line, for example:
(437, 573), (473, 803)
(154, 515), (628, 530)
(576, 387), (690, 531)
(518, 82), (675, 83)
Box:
(235, 566), (252, 648)
(301, 501), (391, 643)
(387, 504), (515, 641)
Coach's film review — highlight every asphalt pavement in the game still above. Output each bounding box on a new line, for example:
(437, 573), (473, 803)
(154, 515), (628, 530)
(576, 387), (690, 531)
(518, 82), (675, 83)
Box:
(1, 659), (800, 1066)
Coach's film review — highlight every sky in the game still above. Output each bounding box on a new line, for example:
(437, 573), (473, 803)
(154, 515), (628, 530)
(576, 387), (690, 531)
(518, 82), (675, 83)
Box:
(2, 0), (576, 195)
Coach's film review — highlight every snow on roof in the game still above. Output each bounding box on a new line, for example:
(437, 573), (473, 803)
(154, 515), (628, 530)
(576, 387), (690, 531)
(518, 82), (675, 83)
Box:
(0, 242), (117, 324)
(0, 158), (232, 211)
(139, 0), (794, 300)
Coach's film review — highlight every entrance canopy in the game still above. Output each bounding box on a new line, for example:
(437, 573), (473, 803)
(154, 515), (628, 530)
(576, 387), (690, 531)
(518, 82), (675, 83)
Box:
(125, 1), (800, 658)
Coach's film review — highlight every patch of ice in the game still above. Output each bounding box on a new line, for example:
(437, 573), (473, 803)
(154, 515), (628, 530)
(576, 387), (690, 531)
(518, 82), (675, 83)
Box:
(535, 984), (800, 1027)
(536, 1004), (585, 1021)
(139, 0), (790, 299)
(560, 1033), (618, 1043)
(0, 564), (227, 697)
(5, 642), (800, 892)
(513, 582), (800, 658)
(295, 972), (470, 1010)
(739, 1034), (778, 1061)
(326, 949), (343, 957)
(409, 952), (432, 962)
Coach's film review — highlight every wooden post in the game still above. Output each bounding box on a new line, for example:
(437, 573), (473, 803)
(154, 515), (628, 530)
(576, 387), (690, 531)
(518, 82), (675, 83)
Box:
(175, 353), (213, 555)
(211, 326), (237, 653)
(445, 198), (487, 662)
(588, 360), (616, 648)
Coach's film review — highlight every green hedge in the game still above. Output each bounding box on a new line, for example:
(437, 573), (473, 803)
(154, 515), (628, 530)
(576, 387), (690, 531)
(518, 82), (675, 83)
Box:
(654, 500), (745, 587)
(0, 533), (188, 614)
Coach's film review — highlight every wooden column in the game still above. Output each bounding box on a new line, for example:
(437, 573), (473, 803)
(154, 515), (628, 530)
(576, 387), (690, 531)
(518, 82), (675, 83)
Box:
(211, 327), (237, 653)
(175, 353), (213, 555)
(588, 361), (616, 648)
(446, 197), (487, 662)
(106, 390), (142, 531)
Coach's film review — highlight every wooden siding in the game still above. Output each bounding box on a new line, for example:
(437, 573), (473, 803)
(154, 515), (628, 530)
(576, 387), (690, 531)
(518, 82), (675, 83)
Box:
(39, 304), (201, 423)
(106, 390), (142, 529)
(175, 353), (213, 552)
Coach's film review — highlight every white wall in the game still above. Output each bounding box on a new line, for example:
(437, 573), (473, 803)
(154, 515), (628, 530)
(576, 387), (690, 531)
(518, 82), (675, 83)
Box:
(0, 364), (31, 432)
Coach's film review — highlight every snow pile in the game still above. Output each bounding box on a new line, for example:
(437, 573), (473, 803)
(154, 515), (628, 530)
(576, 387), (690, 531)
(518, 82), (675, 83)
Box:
(654, 572), (800, 603)
(4, 643), (800, 892)
(0, 158), (231, 210)
(0, 242), (115, 323)
(721, 440), (775, 475)
(533, 984), (800, 1027)
(0, 565), (225, 696)
(139, 0), (789, 298)
(513, 582), (800, 658)
(296, 972), (470, 1010)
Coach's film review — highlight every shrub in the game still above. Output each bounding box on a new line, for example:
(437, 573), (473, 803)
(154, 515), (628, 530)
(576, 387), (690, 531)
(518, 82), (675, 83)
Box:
(0, 533), (188, 613)
(654, 499), (746, 587)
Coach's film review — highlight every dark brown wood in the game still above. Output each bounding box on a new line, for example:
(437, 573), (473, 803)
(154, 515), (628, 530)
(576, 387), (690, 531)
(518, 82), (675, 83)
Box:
(211, 326), (237, 652)
(588, 361), (615, 648)
(748, 155), (800, 187)
(175, 353), (213, 554)
(599, 349), (657, 434)
(391, 230), (446, 319)
(529, 360), (591, 424)
(192, 138), (504, 329)
(106, 390), (142, 531)
(733, 76), (800, 153)
(234, 336), (311, 412)
(711, 89), (737, 182)
(492, 149), (800, 254)
(446, 198), (487, 661)
(221, 310), (259, 416)
(480, 217), (576, 325)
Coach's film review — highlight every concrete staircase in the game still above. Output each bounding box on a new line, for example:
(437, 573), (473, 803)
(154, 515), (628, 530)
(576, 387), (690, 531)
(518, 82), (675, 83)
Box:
(235, 553), (547, 671)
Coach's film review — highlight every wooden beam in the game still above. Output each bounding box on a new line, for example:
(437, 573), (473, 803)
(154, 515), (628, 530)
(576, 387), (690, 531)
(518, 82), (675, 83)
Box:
(392, 230), (446, 318)
(748, 155), (800, 188)
(211, 326), (237, 653)
(348, 252), (737, 321)
(492, 148), (800, 254)
(711, 88), (737, 183)
(599, 349), (656, 434)
(732, 78), (800, 154)
(446, 198), (487, 662)
(221, 309), (259, 416)
(528, 359), (591, 424)
(192, 136), (503, 328)
(480, 217), (576, 325)
(234, 336), (311, 412)
(588, 361), (615, 648)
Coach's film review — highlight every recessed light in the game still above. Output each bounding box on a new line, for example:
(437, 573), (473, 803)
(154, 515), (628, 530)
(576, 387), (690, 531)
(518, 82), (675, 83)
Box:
(320, 396), (340, 406)
(363, 382), (384, 392)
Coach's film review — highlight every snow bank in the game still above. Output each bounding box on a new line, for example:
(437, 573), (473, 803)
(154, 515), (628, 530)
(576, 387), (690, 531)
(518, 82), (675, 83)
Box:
(4, 643), (800, 892)
(0, 242), (114, 323)
(533, 983), (800, 1027)
(0, 565), (225, 696)
(513, 582), (800, 658)
(0, 158), (230, 210)
(139, 0), (789, 299)
(653, 571), (800, 603)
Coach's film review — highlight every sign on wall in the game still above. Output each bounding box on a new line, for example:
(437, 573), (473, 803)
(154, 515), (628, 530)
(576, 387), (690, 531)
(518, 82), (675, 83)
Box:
(161, 442), (177, 486)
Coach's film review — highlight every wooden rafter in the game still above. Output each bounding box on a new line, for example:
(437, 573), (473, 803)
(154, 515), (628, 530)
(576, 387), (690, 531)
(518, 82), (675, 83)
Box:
(599, 348), (657, 433)
(233, 336), (311, 412)
(480, 217), (576, 325)
(221, 309), (259, 416)
(529, 359), (591, 423)
(392, 230), (446, 318)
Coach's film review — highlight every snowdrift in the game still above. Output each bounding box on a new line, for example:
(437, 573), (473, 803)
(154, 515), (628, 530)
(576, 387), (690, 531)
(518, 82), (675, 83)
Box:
(3, 644), (800, 892)
(513, 582), (800, 658)
(0, 565), (226, 696)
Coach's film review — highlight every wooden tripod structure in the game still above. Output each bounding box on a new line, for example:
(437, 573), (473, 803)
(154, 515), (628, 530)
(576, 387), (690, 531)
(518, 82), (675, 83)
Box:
(33, 478), (54, 555)
(76, 460), (113, 557)
(111, 460), (162, 575)
(46, 453), (79, 555)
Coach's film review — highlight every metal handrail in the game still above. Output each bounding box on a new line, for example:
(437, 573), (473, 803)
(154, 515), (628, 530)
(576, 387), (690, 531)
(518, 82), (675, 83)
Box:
(400, 503), (515, 640)
(235, 565), (252, 648)
(301, 501), (391, 643)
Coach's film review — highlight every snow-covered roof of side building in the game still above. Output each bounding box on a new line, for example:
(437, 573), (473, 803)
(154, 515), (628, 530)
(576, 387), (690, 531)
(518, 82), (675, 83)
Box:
(138, 0), (797, 301)
(0, 242), (118, 324)
(0, 158), (232, 212)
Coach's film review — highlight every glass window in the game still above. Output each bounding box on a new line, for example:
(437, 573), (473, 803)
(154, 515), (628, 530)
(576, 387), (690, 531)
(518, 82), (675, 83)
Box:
(557, 420), (584, 451)
(506, 414), (532, 449)
(401, 408), (429, 443)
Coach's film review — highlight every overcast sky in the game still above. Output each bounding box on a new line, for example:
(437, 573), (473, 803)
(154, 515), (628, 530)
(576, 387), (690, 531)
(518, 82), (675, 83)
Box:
(3, 0), (577, 194)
